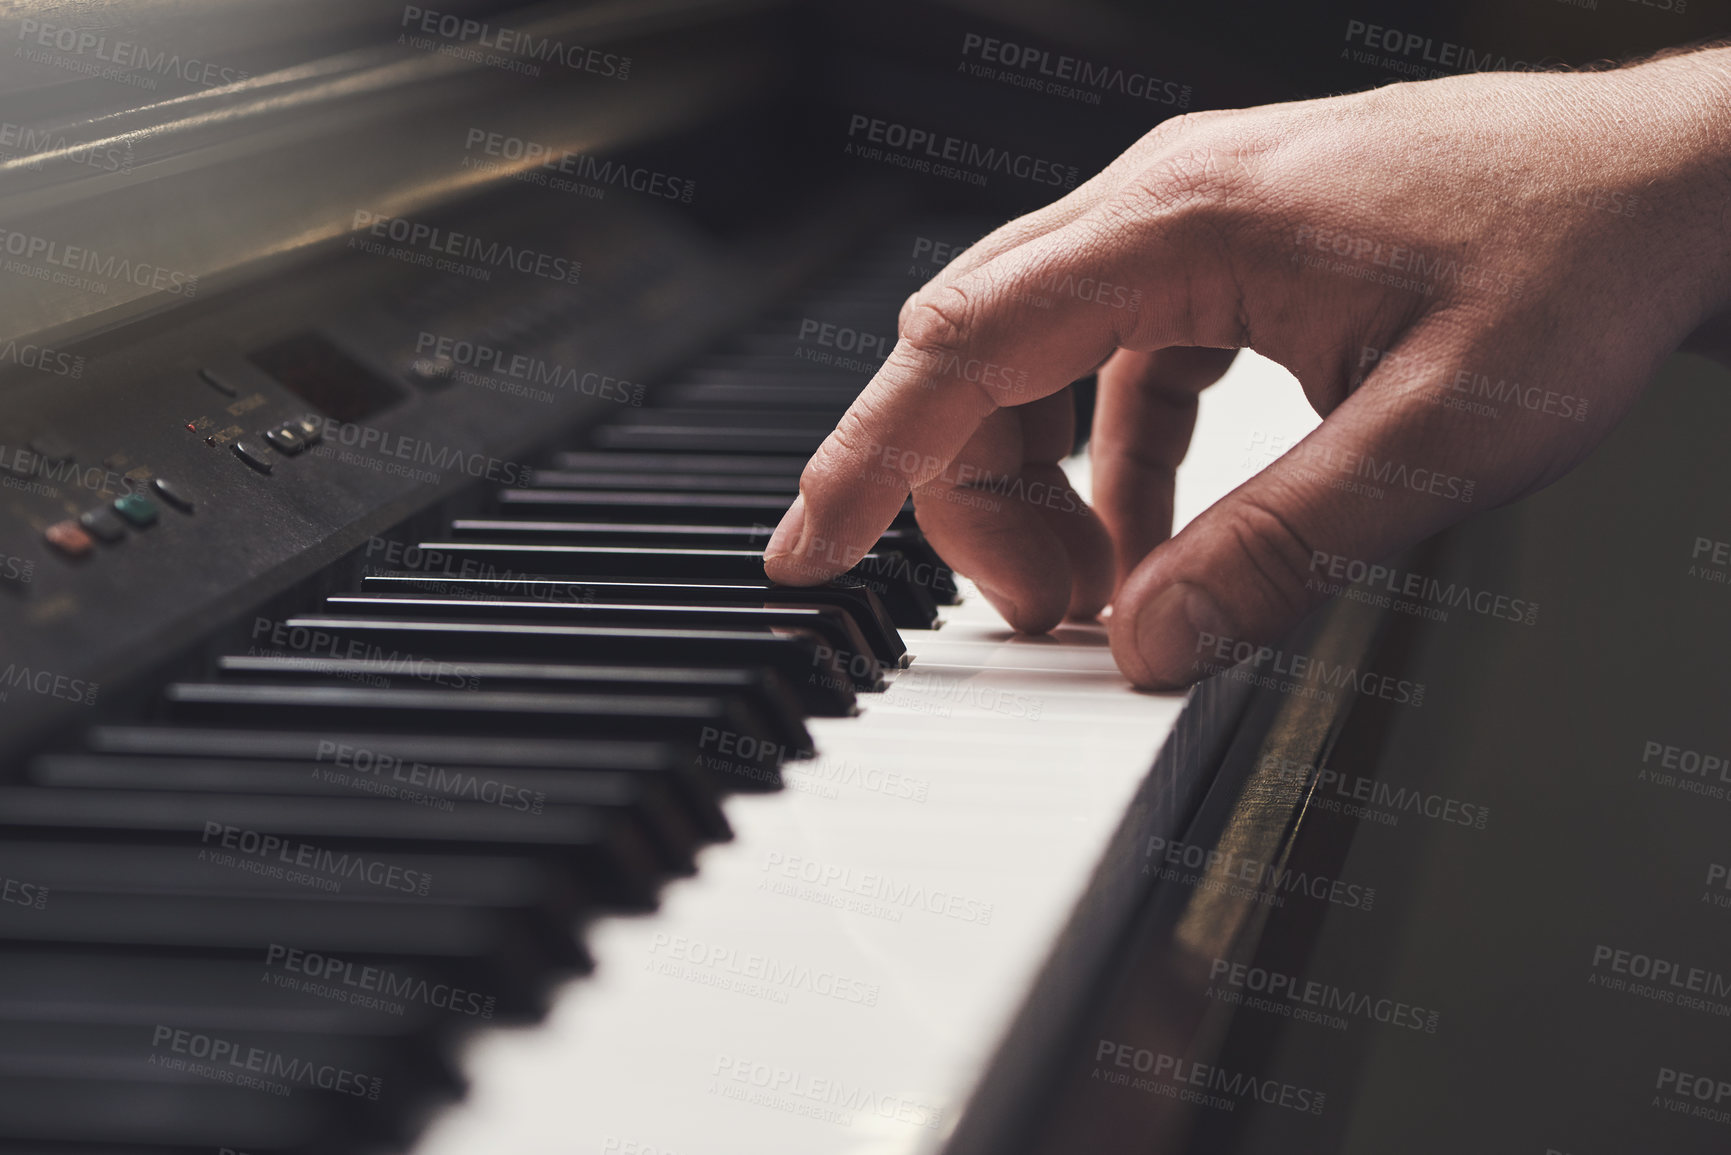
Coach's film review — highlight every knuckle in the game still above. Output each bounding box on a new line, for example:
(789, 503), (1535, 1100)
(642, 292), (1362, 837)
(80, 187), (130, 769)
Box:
(899, 282), (977, 357)
(1061, 206), (1136, 260)
(1213, 492), (1321, 623)
(896, 290), (920, 332)
(1135, 149), (1241, 214)
(1141, 110), (1203, 149)
(1119, 116), (1253, 221)
(1135, 107), (1242, 154)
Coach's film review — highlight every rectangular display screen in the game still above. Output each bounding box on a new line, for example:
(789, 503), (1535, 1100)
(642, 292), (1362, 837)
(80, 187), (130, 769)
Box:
(248, 331), (407, 423)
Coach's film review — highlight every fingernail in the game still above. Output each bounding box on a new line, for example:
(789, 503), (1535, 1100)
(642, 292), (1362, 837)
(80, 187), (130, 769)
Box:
(764, 493), (807, 559)
(1133, 581), (1229, 688)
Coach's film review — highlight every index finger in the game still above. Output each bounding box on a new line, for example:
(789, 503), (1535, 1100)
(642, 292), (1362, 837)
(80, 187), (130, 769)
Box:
(763, 215), (1180, 586)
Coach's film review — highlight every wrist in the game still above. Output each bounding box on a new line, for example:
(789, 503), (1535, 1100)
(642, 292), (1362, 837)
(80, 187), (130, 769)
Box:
(1616, 46), (1731, 317)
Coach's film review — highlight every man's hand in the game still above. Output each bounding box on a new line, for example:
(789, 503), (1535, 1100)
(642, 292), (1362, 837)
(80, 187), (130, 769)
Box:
(764, 49), (1731, 689)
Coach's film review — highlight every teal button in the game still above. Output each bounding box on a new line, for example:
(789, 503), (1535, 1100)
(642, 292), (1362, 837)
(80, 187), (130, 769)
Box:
(113, 492), (159, 527)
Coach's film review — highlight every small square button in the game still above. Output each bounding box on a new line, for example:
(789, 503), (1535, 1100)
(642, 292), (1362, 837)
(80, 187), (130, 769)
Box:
(27, 434), (74, 463)
(113, 493), (159, 527)
(264, 426), (305, 455)
(79, 507), (127, 543)
(44, 520), (93, 558)
(199, 367), (239, 397)
(150, 478), (195, 512)
(232, 440), (273, 474)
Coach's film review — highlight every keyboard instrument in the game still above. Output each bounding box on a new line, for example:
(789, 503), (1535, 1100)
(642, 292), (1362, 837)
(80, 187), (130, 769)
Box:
(0, 124), (1315, 1142)
(0, 15), (1320, 1132)
(8, 3), (1731, 1154)
(0, 134), (1341, 1146)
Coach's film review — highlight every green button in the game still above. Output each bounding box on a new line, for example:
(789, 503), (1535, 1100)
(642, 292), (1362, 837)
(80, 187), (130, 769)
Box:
(112, 493), (159, 527)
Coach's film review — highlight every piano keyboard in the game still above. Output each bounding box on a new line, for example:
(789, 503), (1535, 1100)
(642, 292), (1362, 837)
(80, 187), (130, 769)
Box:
(0, 221), (1318, 1154)
(409, 353), (1319, 1155)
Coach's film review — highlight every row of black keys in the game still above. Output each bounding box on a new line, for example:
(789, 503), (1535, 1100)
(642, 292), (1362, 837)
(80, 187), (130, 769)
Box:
(0, 262), (950, 1151)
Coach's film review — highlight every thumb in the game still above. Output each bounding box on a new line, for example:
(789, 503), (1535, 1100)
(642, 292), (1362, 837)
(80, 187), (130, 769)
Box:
(1108, 340), (1500, 690)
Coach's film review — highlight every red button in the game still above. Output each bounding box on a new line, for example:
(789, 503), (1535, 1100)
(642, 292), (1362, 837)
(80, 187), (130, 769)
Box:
(44, 520), (94, 559)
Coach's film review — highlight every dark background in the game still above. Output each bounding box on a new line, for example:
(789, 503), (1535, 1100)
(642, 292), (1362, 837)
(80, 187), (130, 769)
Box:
(796, 0), (1729, 221)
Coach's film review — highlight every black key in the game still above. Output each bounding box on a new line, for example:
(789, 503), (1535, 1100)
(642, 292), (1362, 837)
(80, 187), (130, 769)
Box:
(87, 726), (733, 839)
(161, 681), (810, 796)
(0, 785), (662, 910)
(447, 518), (955, 603)
(405, 542), (947, 624)
(0, 1017), (435, 1148)
(0, 835), (567, 915)
(0, 956), (456, 1148)
(681, 355), (877, 379)
(452, 518), (782, 545)
(590, 409), (834, 454)
(321, 595), (888, 682)
(493, 487), (919, 530)
(708, 332), (885, 367)
(592, 425), (829, 453)
(653, 381), (861, 409)
(0, 890), (555, 1017)
(274, 613), (858, 716)
(31, 752), (702, 879)
(0, 837), (580, 989)
(548, 450), (806, 475)
(358, 574), (906, 669)
(526, 469), (796, 493)
(170, 676), (795, 741)
(648, 367), (869, 393)
(1, 1013), (449, 1096)
(0, 952), (446, 1036)
(215, 653), (812, 752)
(850, 547), (956, 612)
(0, 1073), (335, 1151)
